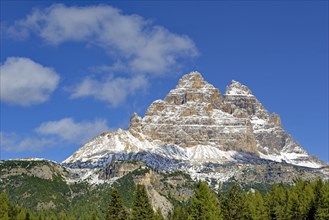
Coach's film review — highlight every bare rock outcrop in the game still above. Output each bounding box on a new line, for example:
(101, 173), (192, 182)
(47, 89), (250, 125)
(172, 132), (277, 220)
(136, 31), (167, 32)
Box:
(140, 72), (258, 154)
(222, 80), (307, 159)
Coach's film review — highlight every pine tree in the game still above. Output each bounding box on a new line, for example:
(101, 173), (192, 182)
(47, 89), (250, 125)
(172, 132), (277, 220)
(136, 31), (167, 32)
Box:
(91, 212), (98, 220)
(106, 188), (127, 220)
(315, 181), (329, 220)
(188, 181), (222, 220)
(131, 184), (155, 220)
(37, 213), (45, 220)
(59, 211), (69, 220)
(287, 188), (299, 220)
(265, 183), (288, 220)
(17, 209), (27, 220)
(0, 193), (10, 220)
(48, 214), (57, 220)
(287, 179), (314, 220)
(170, 205), (188, 220)
(245, 190), (268, 220)
(308, 178), (323, 219)
(155, 208), (165, 220)
(222, 182), (248, 220)
(24, 212), (31, 220)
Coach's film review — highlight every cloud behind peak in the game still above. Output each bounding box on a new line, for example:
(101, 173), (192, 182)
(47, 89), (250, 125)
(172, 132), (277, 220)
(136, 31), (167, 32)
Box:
(10, 4), (198, 75)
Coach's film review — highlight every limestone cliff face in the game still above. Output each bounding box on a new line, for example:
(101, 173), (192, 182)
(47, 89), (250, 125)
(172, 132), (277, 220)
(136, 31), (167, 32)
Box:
(222, 80), (304, 157)
(64, 71), (325, 171)
(164, 72), (222, 108)
(139, 72), (258, 154)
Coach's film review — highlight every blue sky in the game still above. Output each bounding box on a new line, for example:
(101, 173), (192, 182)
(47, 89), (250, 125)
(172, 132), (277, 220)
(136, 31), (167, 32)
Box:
(1, 1), (328, 163)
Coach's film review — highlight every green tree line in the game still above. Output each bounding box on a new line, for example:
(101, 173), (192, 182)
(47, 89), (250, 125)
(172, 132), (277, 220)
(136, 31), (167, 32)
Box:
(1, 178), (328, 220)
(172, 178), (329, 220)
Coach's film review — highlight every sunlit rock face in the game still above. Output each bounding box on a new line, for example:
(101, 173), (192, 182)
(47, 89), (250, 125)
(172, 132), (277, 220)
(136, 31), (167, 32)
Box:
(222, 80), (306, 159)
(64, 71), (325, 172)
(140, 72), (257, 154)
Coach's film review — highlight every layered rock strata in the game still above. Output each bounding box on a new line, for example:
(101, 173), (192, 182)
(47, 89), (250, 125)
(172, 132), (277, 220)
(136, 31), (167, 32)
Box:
(136, 72), (257, 154)
(64, 71), (325, 170)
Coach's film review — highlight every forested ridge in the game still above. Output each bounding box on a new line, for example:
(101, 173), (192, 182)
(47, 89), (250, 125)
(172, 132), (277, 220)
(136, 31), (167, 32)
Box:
(1, 178), (328, 220)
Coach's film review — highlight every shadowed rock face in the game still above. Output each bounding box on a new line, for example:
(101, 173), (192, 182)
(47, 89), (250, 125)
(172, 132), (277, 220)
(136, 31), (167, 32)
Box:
(222, 80), (268, 117)
(222, 80), (303, 156)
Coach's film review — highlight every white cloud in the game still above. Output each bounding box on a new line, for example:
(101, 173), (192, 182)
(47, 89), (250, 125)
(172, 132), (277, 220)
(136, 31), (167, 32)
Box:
(0, 132), (56, 152)
(0, 57), (60, 106)
(35, 117), (110, 144)
(10, 4), (198, 75)
(1, 118), (110, 152)
(70, 75), (148, 106)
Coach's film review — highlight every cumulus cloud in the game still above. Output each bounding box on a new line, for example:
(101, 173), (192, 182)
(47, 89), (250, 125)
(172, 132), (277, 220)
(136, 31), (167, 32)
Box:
(70, 75), (148, 106)
(35, 117), (110, 144)
(6, 4), (198, 106)
(1, 118), (110, 152)
(0, 57), (60, 106)
(0, 132), (56, 152)
(9, 4), (198, 75)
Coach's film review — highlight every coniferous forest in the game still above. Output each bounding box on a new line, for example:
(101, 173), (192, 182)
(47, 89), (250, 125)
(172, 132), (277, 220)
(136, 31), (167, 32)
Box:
(1, 179), (328, 220)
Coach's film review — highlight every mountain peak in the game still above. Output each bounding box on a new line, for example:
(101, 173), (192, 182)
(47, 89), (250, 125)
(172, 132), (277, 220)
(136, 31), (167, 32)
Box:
(64, 71), (325, 175)
(164, 71), (222, 107)
(225, 80), (253, 96)
(176, 71), (205, 89)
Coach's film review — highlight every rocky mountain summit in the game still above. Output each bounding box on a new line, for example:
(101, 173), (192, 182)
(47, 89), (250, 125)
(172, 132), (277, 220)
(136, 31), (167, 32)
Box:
(136, 73), (256, 153)
(63, 71), (326, 183)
